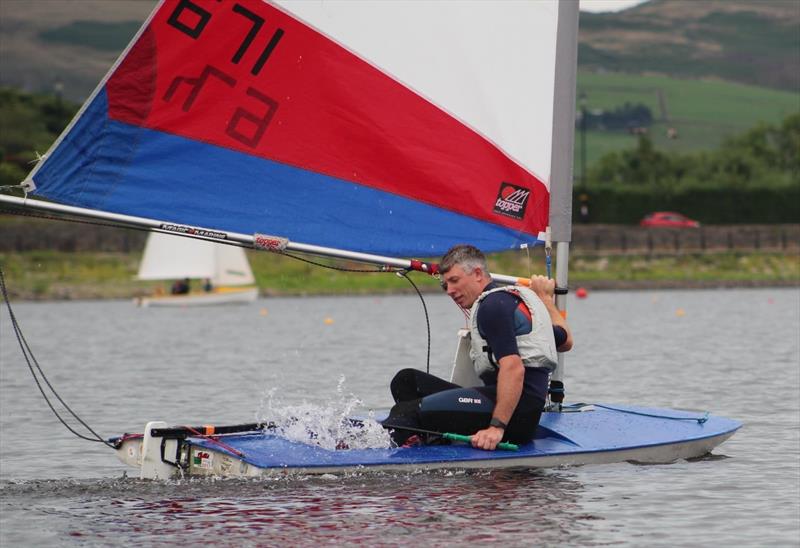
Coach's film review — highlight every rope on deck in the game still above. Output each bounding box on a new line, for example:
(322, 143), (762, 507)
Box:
(563, 403), (709, 424)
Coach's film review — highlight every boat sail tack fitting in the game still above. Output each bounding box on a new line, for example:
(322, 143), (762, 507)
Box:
(1, 0), (740, 477)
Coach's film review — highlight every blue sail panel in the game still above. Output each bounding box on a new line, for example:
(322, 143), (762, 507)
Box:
(32, 90), (541, 257)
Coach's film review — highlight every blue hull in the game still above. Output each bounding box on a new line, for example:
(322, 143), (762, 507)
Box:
(178, 404), (741, 475)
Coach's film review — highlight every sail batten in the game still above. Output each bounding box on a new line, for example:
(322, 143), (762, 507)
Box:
(25, 0), (565, 257)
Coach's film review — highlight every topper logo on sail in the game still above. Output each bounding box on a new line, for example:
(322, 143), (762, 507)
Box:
(494, 183), (530, 220)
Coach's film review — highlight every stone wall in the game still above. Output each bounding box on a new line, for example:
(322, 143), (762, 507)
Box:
(571, 224), (800, 254)
(1, 215), (798, 254)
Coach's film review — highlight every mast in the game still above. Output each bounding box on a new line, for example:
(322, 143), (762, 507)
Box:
(547, 0), (580, 408)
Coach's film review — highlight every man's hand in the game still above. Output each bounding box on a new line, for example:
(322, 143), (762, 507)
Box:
(529, 275), (573, 351)
(529, 274), (555, 300)
(471, 426), (505, 451)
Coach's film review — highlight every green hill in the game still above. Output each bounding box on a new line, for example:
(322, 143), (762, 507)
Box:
(0, 0), (154, 102)
(0, 0), (797, 172)
(580, 0), (800, 92)
(2, 0), (798, 98)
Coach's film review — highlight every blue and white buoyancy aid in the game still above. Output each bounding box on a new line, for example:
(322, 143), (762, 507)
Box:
(468, 285), (558, 378)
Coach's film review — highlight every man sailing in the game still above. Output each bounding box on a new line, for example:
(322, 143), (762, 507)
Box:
(386, 244), (573, 450)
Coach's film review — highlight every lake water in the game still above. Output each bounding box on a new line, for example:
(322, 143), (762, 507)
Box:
(1, 288), (798, 546)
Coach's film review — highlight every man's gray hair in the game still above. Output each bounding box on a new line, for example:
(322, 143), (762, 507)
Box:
(440, 244), (488, 276)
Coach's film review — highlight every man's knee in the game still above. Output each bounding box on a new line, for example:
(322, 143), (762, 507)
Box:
(390, 368), (421, 401)
(384, 398), (422, 445)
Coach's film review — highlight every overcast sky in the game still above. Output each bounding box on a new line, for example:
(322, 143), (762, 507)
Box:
(580, 0), (648, 13)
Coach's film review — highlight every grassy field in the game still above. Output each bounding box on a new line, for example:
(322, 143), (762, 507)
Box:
(2, 249), (797, 301)
(575, 71), (800, 167)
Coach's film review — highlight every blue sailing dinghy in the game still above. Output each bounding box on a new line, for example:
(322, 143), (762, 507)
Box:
(111, 405), (740, 478)
(1, 0), (740, 479)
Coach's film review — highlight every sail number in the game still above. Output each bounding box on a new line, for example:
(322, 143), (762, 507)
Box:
(164, 0), (284, 149)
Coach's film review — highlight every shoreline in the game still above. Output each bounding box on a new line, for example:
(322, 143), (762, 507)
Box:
(3, 278), (798, 303)
(1, 249), (798, 302)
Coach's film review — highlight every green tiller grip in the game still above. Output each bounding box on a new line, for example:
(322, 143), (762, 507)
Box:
(443, 433), (519, 451)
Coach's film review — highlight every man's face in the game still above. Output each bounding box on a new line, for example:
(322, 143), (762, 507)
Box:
(442, 264), (486, 309)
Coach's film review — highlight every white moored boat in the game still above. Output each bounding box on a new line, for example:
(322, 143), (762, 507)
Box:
(135, 231), (258, 307)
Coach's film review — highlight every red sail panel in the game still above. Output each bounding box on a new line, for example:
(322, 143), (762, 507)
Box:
(107, 0), (549, 236)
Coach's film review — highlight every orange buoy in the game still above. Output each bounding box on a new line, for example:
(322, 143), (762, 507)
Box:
(575, 287), (588, 299)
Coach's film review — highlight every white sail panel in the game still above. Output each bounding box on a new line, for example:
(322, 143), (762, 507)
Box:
(275, 0), (559, 186)
(137, 232), (216, 280)
(138, 232), (254, 287)
(213, 245), (256, 286)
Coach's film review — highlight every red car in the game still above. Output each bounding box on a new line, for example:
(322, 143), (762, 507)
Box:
(640, 211), (700, 228)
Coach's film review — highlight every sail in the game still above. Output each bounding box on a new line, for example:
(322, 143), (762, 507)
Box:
(138, 232), (255, 286)
(213, 244), (256, 287)
(26, 0), (562, 257)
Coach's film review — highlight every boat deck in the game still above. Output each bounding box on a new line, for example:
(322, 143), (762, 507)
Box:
(183, 404), (741, 473)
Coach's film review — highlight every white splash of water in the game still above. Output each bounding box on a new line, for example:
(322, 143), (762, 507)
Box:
(255, 376), (391, 450)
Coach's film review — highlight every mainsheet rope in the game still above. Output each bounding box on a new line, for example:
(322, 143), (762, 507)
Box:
(0, 266), (116, 448)
(275, 251), (433, 374)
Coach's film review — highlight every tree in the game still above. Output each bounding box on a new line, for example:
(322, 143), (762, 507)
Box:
(0, 88), (78, 187)
(588, 134), (674, 187)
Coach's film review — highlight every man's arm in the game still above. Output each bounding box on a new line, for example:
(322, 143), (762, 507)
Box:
(529, 275), (573, 352)
(470, 354), (524, 451)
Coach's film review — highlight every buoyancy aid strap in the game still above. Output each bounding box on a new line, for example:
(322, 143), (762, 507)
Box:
(475, 287), (528, 371)
(481, 344), (498, 369)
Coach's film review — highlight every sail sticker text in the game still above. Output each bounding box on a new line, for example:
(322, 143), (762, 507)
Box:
(164, 0), (284, 149)
(493, 182), (530, 220)
(160, 224), (228, 240)
(254, 233), (289, 252)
